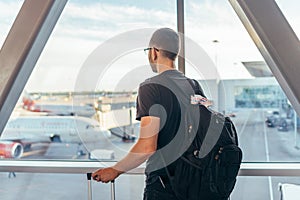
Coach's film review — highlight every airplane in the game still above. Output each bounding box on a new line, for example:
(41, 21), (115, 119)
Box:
(0, 116), (111, 159)
(22, 92), (96, 117)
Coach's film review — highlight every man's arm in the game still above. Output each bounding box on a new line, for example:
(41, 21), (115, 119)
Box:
(92, 116), (160, 183)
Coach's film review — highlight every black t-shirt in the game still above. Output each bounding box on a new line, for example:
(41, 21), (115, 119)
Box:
(136, 70), (203, 178)
(136, 80), (181, 151)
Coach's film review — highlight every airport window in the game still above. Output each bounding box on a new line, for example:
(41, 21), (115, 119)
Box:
(0, 1), (175, 199)
(2, 0), (176, 162)
(1, 1), (300, 200)
(185, 0), (300, 162)
(185, 1), (300, 199)
(234, 85), (286, 108)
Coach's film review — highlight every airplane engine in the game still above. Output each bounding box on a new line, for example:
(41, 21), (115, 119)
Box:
(0, 141), (24, 158)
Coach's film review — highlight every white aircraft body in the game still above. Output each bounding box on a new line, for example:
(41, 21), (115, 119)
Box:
(0, 116), (111, 159)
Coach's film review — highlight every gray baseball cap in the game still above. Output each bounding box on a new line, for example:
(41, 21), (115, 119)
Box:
(149, 28), (180, 55)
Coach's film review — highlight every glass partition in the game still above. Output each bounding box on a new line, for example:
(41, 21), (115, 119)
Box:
(0, 172), (145, 200)
(232, 176), (300, 200)
(2, 169), (300, 200)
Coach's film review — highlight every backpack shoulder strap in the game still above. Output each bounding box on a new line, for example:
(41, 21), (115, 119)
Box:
(187, 79), (206, 98)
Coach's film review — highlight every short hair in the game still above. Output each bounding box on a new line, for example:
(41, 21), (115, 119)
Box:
(149, 28), (180, 61)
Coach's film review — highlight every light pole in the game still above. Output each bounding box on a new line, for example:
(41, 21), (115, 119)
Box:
(212, 39), (219, 68)
(294, 109), (299, 149)
(213, 39), (220, 112)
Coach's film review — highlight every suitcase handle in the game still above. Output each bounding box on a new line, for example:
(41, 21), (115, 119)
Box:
(87, 173), (92, 180)
(87, 173), (92, 200)
(87, 173), (116, 200)
(111, 180), (115, 200)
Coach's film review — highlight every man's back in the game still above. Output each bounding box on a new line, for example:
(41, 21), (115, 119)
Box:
(136, 70), (185, 178)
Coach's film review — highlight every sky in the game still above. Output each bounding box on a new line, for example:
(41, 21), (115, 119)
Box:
(0, 0), (299, 92)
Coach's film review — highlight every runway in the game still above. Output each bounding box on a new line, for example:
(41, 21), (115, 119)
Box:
(1, 109), (300, 199)
(231, 109), (300, 200)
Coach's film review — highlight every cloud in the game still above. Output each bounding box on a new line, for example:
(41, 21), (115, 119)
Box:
(0, 1), (23, 20)
(2, 0), (299, 91)
(24, 1), (178, 91)
(56, 2), (176, 41)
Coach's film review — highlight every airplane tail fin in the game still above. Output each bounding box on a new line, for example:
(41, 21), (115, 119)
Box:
(22, 91), (35, 110)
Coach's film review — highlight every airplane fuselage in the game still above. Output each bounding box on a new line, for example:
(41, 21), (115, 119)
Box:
(1, 116), (111, 144)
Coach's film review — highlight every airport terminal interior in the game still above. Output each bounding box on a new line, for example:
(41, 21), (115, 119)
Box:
(1, 0), (300, 199)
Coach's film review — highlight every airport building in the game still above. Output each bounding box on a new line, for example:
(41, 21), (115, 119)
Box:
(201, 77), (286, 112)
(1, 0), (300, 200)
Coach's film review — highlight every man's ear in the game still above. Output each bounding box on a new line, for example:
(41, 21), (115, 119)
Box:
(151, 48), (158, 61)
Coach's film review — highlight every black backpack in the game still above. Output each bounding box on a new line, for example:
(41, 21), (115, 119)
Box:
(167, 79), (243, 200)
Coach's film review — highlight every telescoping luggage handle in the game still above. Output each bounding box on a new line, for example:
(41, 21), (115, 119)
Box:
(87, 173), (93, 200)
(87, 173), (116, 200)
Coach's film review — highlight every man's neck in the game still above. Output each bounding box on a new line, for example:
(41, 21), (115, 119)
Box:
(157, 61), (176, 74)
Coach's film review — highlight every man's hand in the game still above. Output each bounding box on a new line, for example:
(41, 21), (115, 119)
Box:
(92, 116), (159, 183)
(92, 167), (123, 183)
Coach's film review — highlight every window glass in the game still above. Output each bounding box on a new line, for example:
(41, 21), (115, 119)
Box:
(1, 1), (175, 198)
(185, 2), (300, 198)
(276, 0), (300, 38)
(1, 1), (300, 200)
(184, 1), (263, 81)
(185, 0), (300, 163)
(0, 1), (23, 48)
(0, 172), (145, 200)
(1, 0), (176, 162)
(232, 176), (300, 200)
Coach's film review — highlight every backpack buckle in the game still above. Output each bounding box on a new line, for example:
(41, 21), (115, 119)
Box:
(193, 150), (200, 158)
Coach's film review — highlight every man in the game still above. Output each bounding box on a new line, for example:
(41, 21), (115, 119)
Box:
(92, 28), (204, 199)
